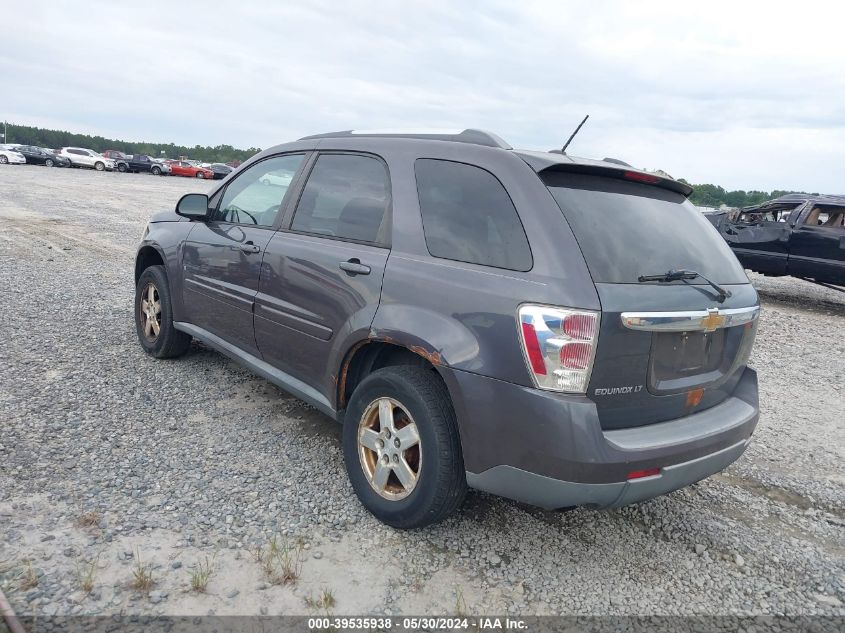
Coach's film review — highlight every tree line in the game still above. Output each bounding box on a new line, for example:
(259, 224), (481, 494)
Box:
(2, 123), (261, 164)
(3, 122), (812, 205)
(680, 180), (810, 209)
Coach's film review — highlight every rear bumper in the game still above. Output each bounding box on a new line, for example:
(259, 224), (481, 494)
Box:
(467, 437), (748, 510)
(443, 366), (758, 510)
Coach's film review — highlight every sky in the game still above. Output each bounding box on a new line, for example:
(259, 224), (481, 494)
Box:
(3, 1), (844, 192)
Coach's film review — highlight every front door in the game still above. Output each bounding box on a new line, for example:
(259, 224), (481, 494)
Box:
(181, 153), (308, 355)
(255, 152), (391, 401)
(788, 206), (845, 284)
(722, 205), (796, 275)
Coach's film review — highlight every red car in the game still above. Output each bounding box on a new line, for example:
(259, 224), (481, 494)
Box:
(165, 160), (214, 179)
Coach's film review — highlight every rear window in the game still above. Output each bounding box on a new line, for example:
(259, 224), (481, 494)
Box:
(415, 159), (532, 271)
(545, 173), (747, 284)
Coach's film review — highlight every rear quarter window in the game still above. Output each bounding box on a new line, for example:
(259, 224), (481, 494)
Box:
(414, 159), (532, 271)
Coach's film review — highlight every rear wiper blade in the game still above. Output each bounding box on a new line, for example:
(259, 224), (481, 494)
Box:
(637, 269), (732, 303)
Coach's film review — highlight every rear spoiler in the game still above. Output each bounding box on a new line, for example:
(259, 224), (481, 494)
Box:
(514, 151), (694, 198)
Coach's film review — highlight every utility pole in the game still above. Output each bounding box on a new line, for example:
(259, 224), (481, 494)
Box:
(1, 121), (6, 145)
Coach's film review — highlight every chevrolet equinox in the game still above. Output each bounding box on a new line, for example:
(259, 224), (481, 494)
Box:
(134, 129), (760, 528)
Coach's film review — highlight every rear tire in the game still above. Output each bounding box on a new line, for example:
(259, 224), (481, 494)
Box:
(45, 159), (54, 167)
(343, 366), (466, 529)
(135, 265), (191, 359)
(0, 156), (8, 164)
(95, 161), (105, 171)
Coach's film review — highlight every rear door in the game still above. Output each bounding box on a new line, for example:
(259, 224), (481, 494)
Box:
(181, 153), (308, 355)
(255, 152), (391, 397)
(788, 206), (845, 284)
(544, 173), (758, 430)
(68, 148), (90, 167)
(720, 205), (797, 275)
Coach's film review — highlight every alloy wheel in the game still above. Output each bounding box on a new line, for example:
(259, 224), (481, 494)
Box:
(358, 397), (422, 500)
(139, 282), (162, 342)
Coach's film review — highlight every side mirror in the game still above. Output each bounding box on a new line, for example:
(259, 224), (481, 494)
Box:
(176, 193), (210, 220)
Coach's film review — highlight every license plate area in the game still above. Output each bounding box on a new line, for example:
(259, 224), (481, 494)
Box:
(648, 329), (734, 394)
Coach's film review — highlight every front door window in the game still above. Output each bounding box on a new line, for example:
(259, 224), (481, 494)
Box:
(214, 154), (305, 227)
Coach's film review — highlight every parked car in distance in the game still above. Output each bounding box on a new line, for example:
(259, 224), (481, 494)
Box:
(259, 171), (293, 187)
(200, 163), (233, 179)
(135, 129), (760, 528)
(10, 145), (70, 167)
(37, 148), (71, 166)
(100, 150), (131, 172)
(120, 154), (171, 176)
(707, 194), (845, 287)
(59, 147), (115, 171)
(0, 147), (26, 165)
(165, 160), (214, 179)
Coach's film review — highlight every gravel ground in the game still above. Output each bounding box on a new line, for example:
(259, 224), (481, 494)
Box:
(0, 164), (843, 618)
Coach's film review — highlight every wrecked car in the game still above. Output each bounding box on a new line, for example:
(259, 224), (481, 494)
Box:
(707, 194), (845, 289)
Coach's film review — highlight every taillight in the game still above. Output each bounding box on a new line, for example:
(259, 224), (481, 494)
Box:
(517, 305), (599, 393)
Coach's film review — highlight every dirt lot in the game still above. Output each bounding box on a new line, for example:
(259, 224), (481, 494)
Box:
(1, 165), (843, 617)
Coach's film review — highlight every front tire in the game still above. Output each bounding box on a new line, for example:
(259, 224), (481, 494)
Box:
(196, 172), (204, 179)
(95, 161), (105, 171)
(151, 166), (161, 176)
(118, 163), (127, 173)
(135, 265), (191, 359)
(0, 156), (8, 164)
(343, 366), (466, 529)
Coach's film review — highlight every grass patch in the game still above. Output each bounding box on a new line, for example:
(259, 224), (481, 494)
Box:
(305, 587), (336, 610)
(455, 588), (469, 617)
(76, 554), (100, 595)
(129, 549), (154, 592)
(253, 535), (303, 586)
(188, 554), (216, 593)
(77, 510), (101, 528)
(19, 561), (39, 591)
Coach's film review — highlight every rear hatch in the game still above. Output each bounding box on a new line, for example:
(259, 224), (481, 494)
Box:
(542, 171), (759, 429)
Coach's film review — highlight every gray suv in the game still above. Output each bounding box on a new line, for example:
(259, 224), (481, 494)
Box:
(134, 129), (760, 528)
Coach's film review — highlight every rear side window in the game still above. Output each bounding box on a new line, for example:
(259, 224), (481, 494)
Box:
(545, 173), (748, 284)
(291, 154), (389, 244)
(414, 159), (532, 271)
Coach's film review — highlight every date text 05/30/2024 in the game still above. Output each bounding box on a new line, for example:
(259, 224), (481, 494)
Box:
(308, 617), (528, 630)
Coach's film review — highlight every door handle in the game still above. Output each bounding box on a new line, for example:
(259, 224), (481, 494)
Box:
(239, 241), (260, 254)
(339, 258), (371, 275)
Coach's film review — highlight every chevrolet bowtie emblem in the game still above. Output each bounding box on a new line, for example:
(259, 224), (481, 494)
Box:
(700, 308), (726, 332)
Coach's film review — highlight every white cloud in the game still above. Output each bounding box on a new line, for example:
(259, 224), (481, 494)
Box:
(3, 0), (844, 191)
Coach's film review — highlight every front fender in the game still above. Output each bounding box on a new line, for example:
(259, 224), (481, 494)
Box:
(136, 220), (196, 321)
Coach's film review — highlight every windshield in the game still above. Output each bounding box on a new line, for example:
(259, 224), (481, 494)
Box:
(544, 173), (748, 285)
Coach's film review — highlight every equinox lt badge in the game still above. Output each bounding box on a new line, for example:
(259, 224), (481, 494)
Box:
(595, 386), (643, 395)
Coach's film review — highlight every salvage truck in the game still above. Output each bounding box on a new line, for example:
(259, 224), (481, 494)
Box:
(708, 194), (845, 290)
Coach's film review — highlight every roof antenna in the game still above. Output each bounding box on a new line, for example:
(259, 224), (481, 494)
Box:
(561, 114), (589, 154)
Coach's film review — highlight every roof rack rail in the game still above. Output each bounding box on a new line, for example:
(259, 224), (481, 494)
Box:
(298, 128), (512, 149)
